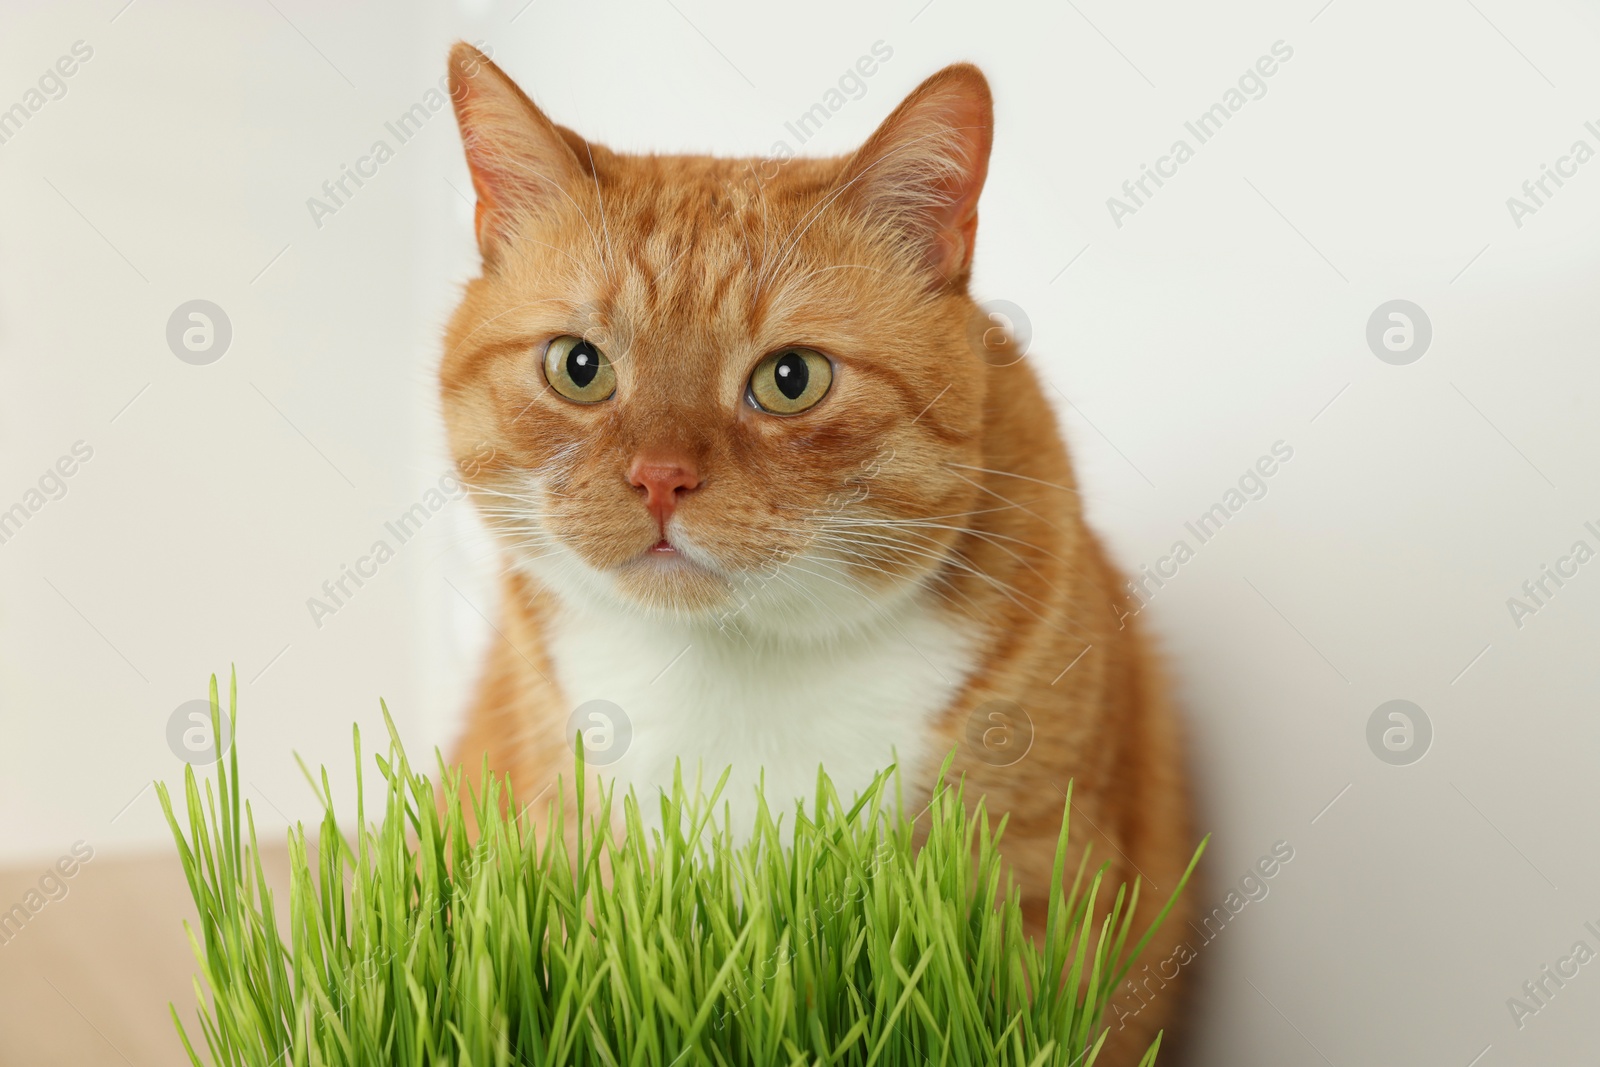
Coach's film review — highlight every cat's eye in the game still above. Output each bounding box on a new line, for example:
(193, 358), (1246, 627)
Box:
(748, 347), (833, 415)
(543, 335), (616, 403)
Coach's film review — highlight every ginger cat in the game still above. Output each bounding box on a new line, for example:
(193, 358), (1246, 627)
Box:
(441, 43), (1194, 1062)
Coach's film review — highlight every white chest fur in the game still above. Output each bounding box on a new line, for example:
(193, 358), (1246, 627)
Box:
(543, 596), (978, 837)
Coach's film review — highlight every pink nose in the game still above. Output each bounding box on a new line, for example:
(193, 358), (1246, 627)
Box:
(627, 455), (701, 527)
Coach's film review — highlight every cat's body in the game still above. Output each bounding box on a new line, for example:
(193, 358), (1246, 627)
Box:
(442, 45), (1193, 1062)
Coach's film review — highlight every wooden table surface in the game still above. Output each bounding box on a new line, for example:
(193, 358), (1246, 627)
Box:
(0, 844), (292, 1067)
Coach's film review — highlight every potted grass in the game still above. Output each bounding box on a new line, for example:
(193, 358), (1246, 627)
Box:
(160, 672), (1201, 1066)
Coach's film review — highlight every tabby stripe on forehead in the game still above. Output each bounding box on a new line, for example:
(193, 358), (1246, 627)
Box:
(707, 265), (742, 314)
(628, 248), (659, 310)
(656, 233), (707, 308)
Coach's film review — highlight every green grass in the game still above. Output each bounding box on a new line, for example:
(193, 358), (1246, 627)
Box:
(160, 671), (1202, 1067)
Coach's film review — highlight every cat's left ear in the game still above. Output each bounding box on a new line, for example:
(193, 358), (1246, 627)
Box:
(839, 63), (993, 288)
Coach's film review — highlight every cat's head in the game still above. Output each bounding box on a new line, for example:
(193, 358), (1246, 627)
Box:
(440, 44), (1009, 638)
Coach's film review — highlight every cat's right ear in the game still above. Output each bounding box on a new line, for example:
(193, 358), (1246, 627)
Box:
(448, 43), (587, 263)
(839, 63), (993, 289)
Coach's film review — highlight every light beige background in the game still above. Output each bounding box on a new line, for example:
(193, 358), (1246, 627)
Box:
(3, 0), (1599, 1064)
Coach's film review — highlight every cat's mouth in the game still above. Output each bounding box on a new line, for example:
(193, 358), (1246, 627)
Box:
(598, 530), (731, 613)
(631, 533), (713, 573)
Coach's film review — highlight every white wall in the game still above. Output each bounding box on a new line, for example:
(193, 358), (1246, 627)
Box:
(4, 0), (1600, 1063)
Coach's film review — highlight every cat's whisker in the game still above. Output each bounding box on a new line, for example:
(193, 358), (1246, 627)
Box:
(878, 525), (1084, 612)
(581, 139), (620, 285)
(795, 548), (1019, 641)
(945, 462), (1084, 499)
(775, 500), (1024, 525)
(729, 164), (759, 276)
(765, 559), (877, 630)
(765, 566), (843, 619)
(941, 468), (1064, 533)
(796, 524), (1035, 609)
(461, 483), (529, 502)
(784, 263), (894, 289)
(801, 543), (988, 620)
(469, 494), (542, 510)
(800, 525), (1066, 630)
(825, 515), (1072, 574)
(466, 475), (574, 505)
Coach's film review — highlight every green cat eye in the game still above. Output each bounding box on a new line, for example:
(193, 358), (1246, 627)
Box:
(543, 335), (616, 403)
(748, 347), (832, 415)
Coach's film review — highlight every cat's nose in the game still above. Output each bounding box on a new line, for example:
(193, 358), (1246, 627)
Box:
(627, 455), (702, 527)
